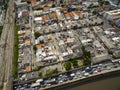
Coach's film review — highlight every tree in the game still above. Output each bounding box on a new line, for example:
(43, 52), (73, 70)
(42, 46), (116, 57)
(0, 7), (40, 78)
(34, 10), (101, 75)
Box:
(52, 4), (56, 8)
(33, 45), (37, 52)
(39, 72), (43, 78)
(108, 50), (113, 55)
(82, 46), (91, 66)
(82, 46), (85, 51)
(104, 1), (110, 5)
(13, 25), (19, 79)
(0, 26), (3, 38)
(83, 57), (91, 66)
(71, 60), (78, 68)
(61, 4), (64, 7)
(34, 32), (41, 39)
(64, 62), (72, 71)
(92, 10), (97, 15)
(73, 25), (78, 30)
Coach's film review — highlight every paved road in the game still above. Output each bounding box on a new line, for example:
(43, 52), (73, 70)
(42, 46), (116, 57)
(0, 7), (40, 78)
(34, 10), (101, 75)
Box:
(0, 0), (15, 89)
(29, 5), (35, 68)
(40, 66), (120, 90)
(13, 60), (120, 90)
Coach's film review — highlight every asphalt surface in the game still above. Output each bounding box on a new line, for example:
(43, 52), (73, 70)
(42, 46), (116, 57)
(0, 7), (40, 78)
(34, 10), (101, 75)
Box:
(13, 60), (120, 90)
(0, 0), (15, 89)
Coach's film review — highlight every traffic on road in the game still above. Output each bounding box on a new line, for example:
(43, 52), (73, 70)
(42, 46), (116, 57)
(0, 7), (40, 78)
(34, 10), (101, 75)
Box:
(13, 60), (120, 90)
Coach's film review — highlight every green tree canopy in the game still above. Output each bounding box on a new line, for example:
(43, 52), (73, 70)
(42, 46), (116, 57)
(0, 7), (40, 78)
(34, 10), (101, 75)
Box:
(64, 62), (72, 71)
(34, 32), (41, 39)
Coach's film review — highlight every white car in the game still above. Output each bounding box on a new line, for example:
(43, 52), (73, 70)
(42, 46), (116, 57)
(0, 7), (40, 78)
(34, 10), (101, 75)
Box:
(84, 72), (89, 76)
(70, 73), (75, 77)
(59, 80), (63, 83)
(106, 66), (111, 70)
(93, 70), (98, 74)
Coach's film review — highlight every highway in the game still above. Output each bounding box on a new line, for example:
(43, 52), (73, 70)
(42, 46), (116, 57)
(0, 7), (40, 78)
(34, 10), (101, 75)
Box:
(13, 60), (120, 90)
(0, 0), (15, 90)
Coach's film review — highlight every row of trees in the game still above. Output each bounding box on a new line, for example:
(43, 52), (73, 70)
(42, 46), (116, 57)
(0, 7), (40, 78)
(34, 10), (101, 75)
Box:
(63, 58), (79, 71)
(13, 25), (19, 79)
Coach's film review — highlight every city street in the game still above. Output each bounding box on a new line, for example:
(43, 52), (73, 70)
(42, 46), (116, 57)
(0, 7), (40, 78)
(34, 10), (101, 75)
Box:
(13, 60), (120, 90)
(0, 0), (119, 90)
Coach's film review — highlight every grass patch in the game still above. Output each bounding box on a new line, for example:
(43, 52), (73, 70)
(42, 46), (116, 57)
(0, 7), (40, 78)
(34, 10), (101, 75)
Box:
(13, 25), (19, 79)
(45, 68), (59, 78)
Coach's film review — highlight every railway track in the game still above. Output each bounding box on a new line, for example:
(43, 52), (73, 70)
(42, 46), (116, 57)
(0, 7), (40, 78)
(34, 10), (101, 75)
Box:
(0, 0), (15, 90)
